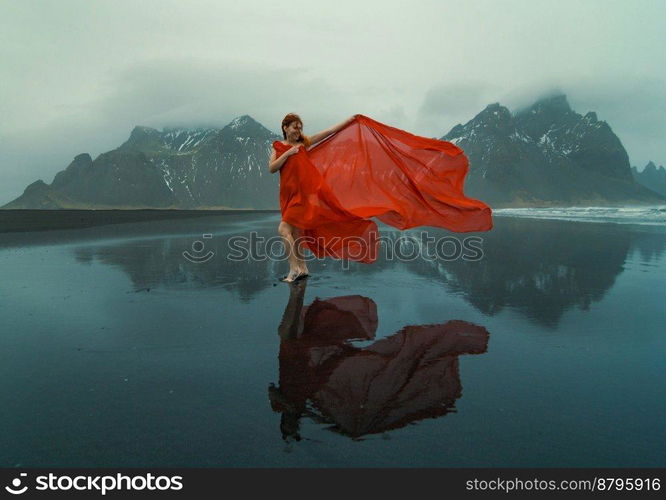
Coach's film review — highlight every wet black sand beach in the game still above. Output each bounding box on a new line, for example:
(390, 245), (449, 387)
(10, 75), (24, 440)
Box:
(1, 210), (664, 467)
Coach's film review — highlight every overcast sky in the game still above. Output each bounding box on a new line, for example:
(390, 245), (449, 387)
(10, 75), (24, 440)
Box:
(1, 0), (664, 205)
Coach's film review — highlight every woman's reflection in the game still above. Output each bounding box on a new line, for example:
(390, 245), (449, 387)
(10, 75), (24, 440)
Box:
(269, 280), (490, 441)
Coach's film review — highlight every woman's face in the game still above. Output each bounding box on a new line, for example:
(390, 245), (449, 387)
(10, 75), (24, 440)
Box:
(284, 120), (303, 141)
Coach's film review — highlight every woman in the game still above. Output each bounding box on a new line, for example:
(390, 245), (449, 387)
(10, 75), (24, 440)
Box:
(269, 113), (358, 282)
(269, 113), (493, 283)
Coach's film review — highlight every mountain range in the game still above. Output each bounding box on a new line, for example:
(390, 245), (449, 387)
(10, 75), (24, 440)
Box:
(441, 94), (663, 206)
(3, 93), (664, 209)
(3, 116), (280, 210)
(632, 161), (666, 197)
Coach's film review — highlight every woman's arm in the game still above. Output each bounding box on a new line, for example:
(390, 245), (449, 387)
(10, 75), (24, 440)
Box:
(268, 146), (299, 174)
(308, 115), (357, 147)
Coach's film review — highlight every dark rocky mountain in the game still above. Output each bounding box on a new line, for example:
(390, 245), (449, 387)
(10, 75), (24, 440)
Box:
(442, 93), (665, 206)
(632, 161), (666, 197)
(4, 96), (664, 210)
(3, 115), (280, 209)
(6, 180), (84, 209)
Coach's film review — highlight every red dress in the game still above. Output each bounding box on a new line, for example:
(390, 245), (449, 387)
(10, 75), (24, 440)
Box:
(273, 114), (492, 264)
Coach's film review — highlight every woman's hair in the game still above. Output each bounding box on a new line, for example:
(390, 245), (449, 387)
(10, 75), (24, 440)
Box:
(281, 113), (311, 147)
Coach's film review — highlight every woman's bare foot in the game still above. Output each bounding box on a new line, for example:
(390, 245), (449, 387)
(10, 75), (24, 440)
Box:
(280, 269), (310, 283)
(280, 271), (300, 283)
(295, 267), (310, 279)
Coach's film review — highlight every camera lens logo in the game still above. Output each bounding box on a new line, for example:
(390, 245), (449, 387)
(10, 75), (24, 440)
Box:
(183, 234), (214, 263)
(5, 473), (28, 495)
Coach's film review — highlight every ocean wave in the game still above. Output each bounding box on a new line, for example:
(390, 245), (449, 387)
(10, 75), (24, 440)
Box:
(493, 206), (666, 225)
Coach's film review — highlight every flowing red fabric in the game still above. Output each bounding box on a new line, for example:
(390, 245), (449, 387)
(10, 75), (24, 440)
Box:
(273, 114), (493, 263)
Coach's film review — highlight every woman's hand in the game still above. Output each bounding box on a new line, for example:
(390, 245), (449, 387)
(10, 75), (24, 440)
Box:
(286, 145), (300, 157)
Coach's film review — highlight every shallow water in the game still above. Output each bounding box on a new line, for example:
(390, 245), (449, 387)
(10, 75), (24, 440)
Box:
(1, 212), (665, 467)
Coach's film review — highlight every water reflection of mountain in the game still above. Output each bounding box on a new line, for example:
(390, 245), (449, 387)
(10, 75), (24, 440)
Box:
(71, 216), (666, 324)
(269, 281), (490, 440)
(347, 218), (665, 327)
(397, 218), (634, 327)
(629, 228), (666, 264)
(73, 229), (284, 301)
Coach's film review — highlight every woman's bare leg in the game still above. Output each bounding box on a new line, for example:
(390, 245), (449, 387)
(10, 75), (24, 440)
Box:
(292, 226), (310, 276)
(278, 221), (300, 282)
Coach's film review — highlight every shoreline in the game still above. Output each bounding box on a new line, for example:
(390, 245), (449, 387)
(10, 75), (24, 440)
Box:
(1, 205), (664, 234)
(0, 208), (280, 233)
